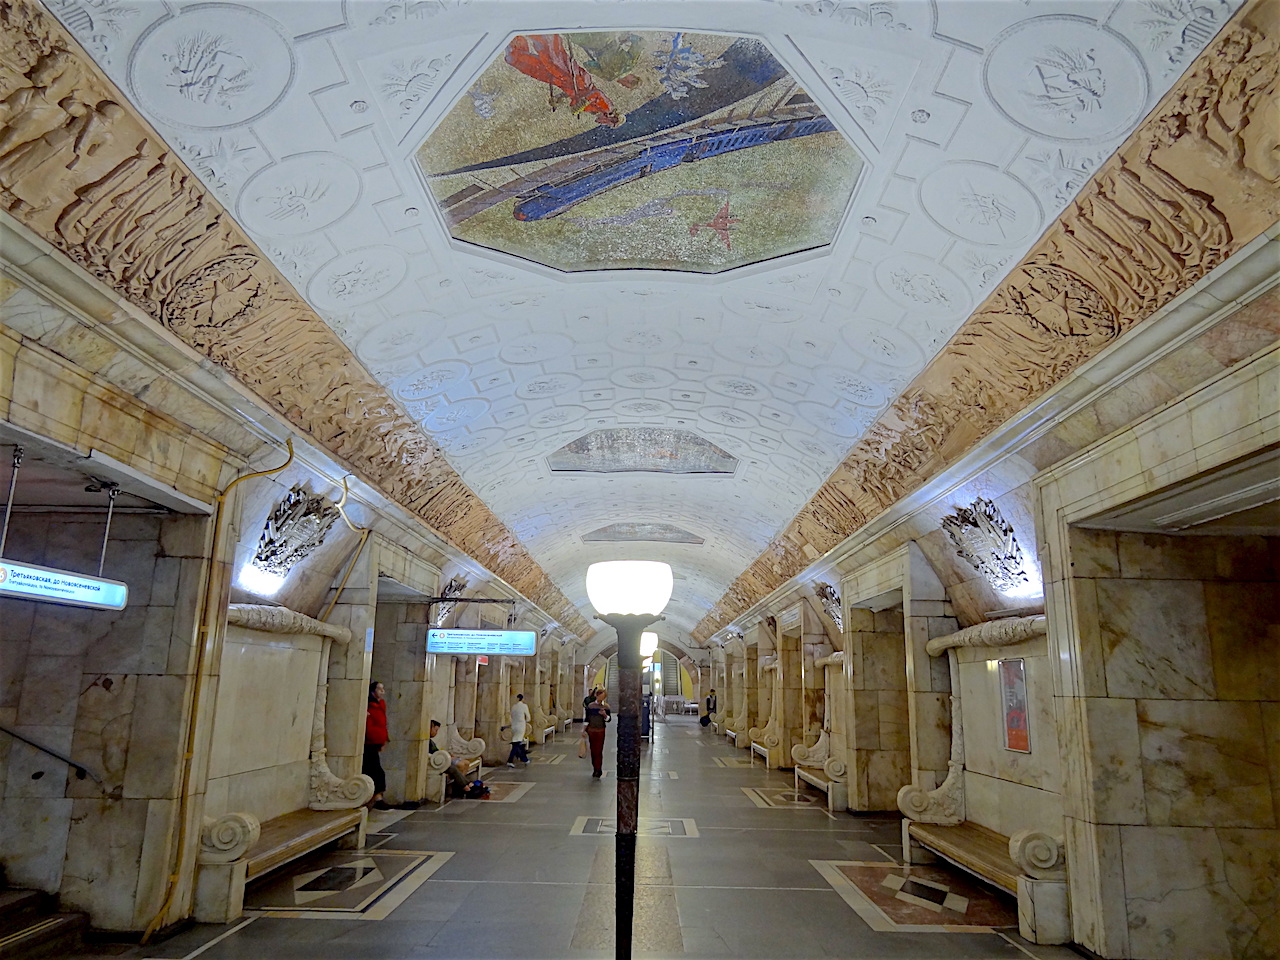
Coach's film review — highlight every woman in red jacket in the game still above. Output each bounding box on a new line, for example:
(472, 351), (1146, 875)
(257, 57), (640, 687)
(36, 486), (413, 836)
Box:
(364, 681), (391, 810)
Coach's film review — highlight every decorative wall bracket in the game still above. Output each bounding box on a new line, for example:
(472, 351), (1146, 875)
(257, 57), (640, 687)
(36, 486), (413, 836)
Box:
(252, 486), (340, 577)
(941, 498), (1030, 593)
(198, 812), (261, 864)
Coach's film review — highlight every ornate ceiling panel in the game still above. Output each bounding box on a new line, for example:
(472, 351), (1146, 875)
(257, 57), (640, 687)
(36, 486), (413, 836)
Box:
(19, 0), (1263, 641)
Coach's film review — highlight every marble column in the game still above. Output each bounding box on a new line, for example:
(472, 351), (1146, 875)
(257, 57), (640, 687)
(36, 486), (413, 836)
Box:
(476, 656), (506, 767)
(775, 610), (805, 769)
(903, 543), (956, 792)
(453, 656), (478, 740)
(846, 605), (910, 810)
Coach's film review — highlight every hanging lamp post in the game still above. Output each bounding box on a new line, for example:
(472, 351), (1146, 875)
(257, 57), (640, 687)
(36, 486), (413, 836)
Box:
(585, 560), (673, 960)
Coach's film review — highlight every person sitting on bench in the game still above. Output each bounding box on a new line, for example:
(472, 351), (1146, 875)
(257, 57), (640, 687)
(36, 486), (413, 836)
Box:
(429, 720), (473, 793)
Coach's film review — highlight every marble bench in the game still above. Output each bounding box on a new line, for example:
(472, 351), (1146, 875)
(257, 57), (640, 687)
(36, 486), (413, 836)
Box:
(793, 764), (848, 812)
(195, 808), (366, 922)
(749, 740), (769, 764)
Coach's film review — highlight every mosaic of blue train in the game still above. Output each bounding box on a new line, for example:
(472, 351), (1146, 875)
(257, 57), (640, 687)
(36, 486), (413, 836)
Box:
(419, 31), (863, 273)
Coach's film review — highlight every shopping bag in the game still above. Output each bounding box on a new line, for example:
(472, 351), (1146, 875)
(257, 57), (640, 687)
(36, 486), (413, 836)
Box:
(577, 734), (587, 759)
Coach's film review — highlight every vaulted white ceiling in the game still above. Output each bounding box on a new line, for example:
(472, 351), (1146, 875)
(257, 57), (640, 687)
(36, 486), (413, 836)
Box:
(51, 0), (1240, 641)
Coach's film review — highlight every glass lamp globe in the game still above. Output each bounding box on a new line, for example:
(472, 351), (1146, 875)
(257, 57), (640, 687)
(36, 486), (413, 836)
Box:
(585, 561), (673, 615)
(640, 631), (659, 657)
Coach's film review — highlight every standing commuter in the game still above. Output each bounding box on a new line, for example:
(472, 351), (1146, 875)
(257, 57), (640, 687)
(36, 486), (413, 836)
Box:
(507, 692), (531, 766)
(585, 688), (611, 778)
(364, 681), (391, 810)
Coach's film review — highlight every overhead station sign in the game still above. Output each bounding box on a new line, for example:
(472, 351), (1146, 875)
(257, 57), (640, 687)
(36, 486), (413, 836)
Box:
(0, 558), (128, 610)
(427, 628), (537, 656)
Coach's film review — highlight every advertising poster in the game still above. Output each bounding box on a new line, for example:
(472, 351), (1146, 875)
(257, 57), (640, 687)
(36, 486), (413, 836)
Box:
(999, 658), (1030, 753)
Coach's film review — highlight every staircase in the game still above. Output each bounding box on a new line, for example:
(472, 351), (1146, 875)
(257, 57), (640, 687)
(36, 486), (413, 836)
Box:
(0, 876), (87, 959)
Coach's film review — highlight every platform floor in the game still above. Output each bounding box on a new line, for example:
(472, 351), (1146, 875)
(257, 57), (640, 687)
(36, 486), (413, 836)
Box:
(72, 716), (1082, 960)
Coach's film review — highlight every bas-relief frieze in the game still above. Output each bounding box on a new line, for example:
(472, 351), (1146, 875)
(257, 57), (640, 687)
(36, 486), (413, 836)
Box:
(0, 0), (590, 639)
(693, 0), (1280, 642)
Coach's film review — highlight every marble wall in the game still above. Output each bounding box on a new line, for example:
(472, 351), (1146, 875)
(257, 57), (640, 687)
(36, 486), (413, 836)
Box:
(845, 607), (910, 811)
(1036, 339), (1280, 959)
(203, 626), (321, 822)
(1065, 528), (1279, 959)
(954, 637), (1063, 838)
(0, 511), (211, 929)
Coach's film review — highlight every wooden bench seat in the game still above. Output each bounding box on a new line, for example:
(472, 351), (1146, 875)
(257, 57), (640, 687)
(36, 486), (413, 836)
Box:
(906, 820), (1019, 894)
(750, 740), (769, 764)
(725, 729), (737, 744)
(245, 809), (365, 881)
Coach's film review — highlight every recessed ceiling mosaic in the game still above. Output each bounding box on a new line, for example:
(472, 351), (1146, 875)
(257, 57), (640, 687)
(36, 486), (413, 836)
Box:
(547, 429), (738, 474)
(418, 31), (863, 273)
(582, 523), (706, 544)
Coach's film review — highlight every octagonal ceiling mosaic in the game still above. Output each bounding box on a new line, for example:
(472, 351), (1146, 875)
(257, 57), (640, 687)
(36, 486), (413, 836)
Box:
(418, 31), (863, 273)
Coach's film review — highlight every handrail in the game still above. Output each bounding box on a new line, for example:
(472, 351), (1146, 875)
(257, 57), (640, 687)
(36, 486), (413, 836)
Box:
(0, 723), (102, 784)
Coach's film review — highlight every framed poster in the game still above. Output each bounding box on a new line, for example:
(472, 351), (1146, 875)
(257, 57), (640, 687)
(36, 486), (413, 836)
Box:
(999, 658), (1031, 753)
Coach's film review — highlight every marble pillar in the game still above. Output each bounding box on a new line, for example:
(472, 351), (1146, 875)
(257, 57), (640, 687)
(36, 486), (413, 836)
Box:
(476, 657), (507, 767)
(453, 656), (478, 740)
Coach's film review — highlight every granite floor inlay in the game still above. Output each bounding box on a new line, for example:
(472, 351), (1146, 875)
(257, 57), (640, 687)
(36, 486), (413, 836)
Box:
(65, 714), (1071, 960)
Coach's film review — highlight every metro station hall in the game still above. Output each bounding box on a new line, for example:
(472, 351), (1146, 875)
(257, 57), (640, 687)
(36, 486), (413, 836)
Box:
(0, 1), (1277, 958)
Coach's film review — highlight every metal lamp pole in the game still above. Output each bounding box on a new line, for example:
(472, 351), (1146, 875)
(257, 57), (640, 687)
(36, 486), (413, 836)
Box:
(599, 612), (659, 960)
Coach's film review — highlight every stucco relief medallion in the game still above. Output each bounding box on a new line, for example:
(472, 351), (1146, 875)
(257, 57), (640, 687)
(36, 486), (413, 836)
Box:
(615, 398), (674, 417)
(608, 327), (681, 354)
(814, 367), (888, 408)
(529, 406), (588, 428)
(609, 366), (679, 389)
(392, 360), (471, 401)
(796, 400), (872, 437)
(236, 152), (363, 237)
(837, 318), (925, 370)
(714, 336), (785, 368)
(514, 373), (582, 401)
(438, 428), (504, 457)
(128, 4), (295, 129)
(706, 375), (771, 402)
(702, 406), (760, 429)
(724, 297), (806, 325)
(873, 253), (970, 316)
(423, 397), (490, 431)
(918, 161), (1043, 246)
(355, 312), (442, 364)
(983, 16), (1149, 142)
(498, 333), (574, 364)
(161, 254), (268, 333)
(308, 246), (408, 310)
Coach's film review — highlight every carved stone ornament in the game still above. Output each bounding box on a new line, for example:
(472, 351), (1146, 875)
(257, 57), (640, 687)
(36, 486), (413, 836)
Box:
(309, 752), (375, 810)
(749, 714), (780, 748)
(198, 812), (261, 864)
(227, 603), (352, 643)
(1009, 829), (1067, 879)
(814, 582), (843, 632)
(792, 728), (831, 766)
(447, 726), (485, 759)
(897, 690), (966, 825)
(926, 616), (1047, 657)
(940, 498), (1030, 593)
(252, 486), (340, 577)
(432, 575), (468, 627)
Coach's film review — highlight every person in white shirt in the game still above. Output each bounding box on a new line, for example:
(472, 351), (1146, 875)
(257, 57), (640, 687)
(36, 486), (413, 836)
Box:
(507, 692), (532, 766)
